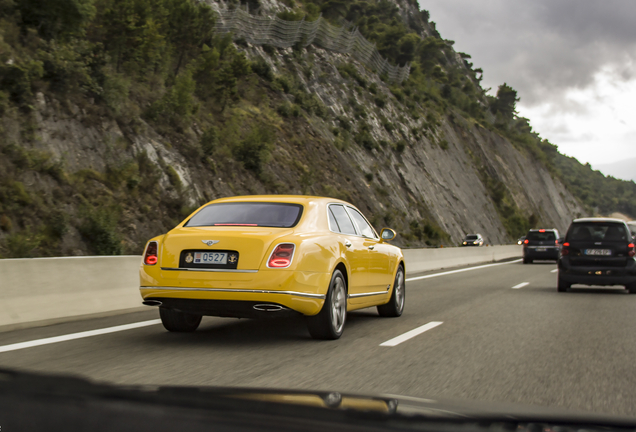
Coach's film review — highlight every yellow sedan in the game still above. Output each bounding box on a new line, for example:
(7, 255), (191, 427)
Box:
(140, 195), (405, 339)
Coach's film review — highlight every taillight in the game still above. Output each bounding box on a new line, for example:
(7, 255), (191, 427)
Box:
(561, 242), (570, 256)
(629, 243), (635, 258)
(523, 239), (529, 245)
(267, 243), (295, 268)
(539, 229), (545, 233)
(144, 241), (158, 265)
(555, 240), (559, 245)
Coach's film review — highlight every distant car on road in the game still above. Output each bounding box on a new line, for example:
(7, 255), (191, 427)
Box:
(139, 195), (405, 340)
(628, 221), (636, 239)
(522, 229), (559, 263)
(461, 234), (483, 246)
(517, 236), (526, 245)
(558, 218), (636, 293)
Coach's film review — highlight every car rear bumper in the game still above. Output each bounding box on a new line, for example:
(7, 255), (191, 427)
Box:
(139, 269), (331, 316)
(524, 246), (559, 260)
(558, 260), (636, 286)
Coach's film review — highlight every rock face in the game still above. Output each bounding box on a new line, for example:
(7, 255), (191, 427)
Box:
(0, 0), (585, 256)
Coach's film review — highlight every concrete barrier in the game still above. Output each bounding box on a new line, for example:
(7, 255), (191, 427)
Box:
(0, 245), (521, 330)
(402, 244), (521, 275)
(0, 256), (144, 330)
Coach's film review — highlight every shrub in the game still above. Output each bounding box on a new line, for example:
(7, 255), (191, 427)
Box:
(251, 57), (273, 81)
(200, 126), (219, 155)
(233, 124), (275, 174)
(4, 230), (43, 258)
(79, 206), (122, 255)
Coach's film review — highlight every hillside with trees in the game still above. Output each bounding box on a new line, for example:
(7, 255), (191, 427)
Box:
(0, 0), (632, 257)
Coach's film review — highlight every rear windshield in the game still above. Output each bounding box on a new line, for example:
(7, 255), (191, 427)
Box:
(629, 224), (636, 237)
(465, 235), (478, 240)
(527, 231), (556, 241)
(567, 223), (628, 242)
(185, 203), (303, 228)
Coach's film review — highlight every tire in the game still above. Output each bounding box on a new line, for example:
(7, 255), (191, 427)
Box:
(159, 307), (202, 332)
(523, 258), (533, 264)
(307, 270), (347, 340)
(377, 265), (405, 317)
(557, 275), (570, 293)
(626, 283), (636, 294)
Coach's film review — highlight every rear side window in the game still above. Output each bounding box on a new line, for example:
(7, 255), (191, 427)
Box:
(329, 205), (357, 235)
(346, 207), (377, 239)
(567, 223), (628, 242)
(185, 203), (303, 228)
(527, 231), (556, 241)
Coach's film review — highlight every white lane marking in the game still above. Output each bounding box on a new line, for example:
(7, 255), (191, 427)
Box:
(551, 269), (558, 273)
(512, 282), (529, 289)
(405, 259), (522, 282)
(380, 321), (443, 347)
(0, 320), (161, 354)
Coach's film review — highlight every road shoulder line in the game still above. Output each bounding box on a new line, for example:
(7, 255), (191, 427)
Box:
(405, 259), (522, 282)
(0, 320), (161, 354)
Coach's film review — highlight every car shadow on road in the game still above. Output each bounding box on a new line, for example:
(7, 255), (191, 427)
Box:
(138, 310), (383, 347)
(531, 286), (629, 294)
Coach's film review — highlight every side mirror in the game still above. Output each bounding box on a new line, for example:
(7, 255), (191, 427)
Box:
(380, 228), (396, 241)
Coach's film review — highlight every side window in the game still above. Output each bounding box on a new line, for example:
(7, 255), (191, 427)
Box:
(346, 207), (377, 239)
(327, 207), (340, 232)
(329, 205), (357, 235)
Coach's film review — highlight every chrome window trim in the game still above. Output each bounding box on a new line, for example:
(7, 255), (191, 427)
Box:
(161, 267), (258, 273)
(326, 203), (359, 236)
(344, 205), (379, 240)
(140, 286), (325, 299)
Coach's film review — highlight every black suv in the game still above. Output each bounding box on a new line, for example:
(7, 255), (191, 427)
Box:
(558, 218), (636, 292)
(522, 229), (559, 263)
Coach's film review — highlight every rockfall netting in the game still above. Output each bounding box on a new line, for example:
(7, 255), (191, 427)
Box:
(207, 4), (410, 83)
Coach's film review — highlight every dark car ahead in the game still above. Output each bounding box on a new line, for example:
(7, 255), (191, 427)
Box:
(558, 218), (636, 293)
(522, 229), (559, 263)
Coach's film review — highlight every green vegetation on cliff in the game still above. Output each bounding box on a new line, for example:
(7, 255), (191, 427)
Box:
(0, 0), (633, 258)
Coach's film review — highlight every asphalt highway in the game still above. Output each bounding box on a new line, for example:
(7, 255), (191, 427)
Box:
(2, 259), (636, 418)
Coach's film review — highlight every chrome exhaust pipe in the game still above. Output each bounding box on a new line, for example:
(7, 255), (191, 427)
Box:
(253, 304), (284, 312)
(143, 300), (162, 307)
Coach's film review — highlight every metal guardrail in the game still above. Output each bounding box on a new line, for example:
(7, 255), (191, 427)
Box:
(205, 3), (410, 83)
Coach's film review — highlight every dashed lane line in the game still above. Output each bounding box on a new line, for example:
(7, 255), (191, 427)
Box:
(551, 269), (558, 273)
(0, 320), (161, 354)
(380, 322), (443, 347)
(512, 282), (530, 289)
(405, 259), (522, 283)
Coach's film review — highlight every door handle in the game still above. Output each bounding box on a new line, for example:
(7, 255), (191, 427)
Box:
(344, 240), (352, 247)
(368, 245), (375, 250)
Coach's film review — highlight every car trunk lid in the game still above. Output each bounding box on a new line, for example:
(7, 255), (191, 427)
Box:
(159, 227), (294, 270)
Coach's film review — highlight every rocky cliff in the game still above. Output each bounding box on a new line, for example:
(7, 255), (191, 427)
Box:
(0, 0), (586, 257)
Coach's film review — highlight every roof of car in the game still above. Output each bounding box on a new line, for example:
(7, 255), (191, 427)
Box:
(572, 217), (627, 224)
(527, 228), (557, 232)
(209, 195), (351, 206)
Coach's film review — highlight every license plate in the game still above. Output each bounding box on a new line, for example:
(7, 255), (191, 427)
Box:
(536, 248), (547, 252)
(193, 252), (228, 264)
(584, 249), (612, 256)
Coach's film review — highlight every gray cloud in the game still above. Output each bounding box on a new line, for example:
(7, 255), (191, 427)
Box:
(419, 0), (636, 106)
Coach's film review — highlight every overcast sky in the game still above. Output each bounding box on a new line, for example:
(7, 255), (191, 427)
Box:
(417, 0), (636, 172)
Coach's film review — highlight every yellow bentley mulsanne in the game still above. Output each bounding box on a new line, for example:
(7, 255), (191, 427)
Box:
(139, 195), (405, 339)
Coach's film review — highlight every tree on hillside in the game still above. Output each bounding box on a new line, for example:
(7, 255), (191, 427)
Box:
(17, 0), (95, 40)
(490, 83), (519, 120)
